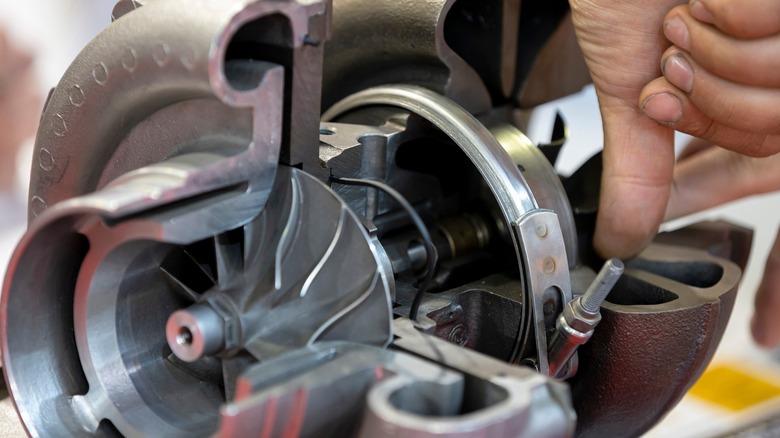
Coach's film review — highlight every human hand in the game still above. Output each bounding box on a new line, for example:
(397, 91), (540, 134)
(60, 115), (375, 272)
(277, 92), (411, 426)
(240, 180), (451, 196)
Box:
(569, 0), (685, 259)
(637, 0), (780, 348)
(643, 0), (780, 217)
(640, 0), (780, 155)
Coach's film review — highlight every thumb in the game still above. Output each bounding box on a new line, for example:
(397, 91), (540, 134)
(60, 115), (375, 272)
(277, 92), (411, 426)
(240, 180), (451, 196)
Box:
(594, 99), (676, 258)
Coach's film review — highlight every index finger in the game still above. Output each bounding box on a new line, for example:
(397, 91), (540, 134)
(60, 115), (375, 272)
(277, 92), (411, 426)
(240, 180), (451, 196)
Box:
(594, 101), (676, 259)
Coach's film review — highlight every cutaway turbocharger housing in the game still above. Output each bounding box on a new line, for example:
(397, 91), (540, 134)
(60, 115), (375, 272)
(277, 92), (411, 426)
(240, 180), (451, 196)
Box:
(1, 0), (751, 437)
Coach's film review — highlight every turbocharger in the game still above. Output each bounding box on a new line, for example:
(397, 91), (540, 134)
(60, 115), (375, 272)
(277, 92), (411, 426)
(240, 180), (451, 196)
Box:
(1, 0), (750, 436)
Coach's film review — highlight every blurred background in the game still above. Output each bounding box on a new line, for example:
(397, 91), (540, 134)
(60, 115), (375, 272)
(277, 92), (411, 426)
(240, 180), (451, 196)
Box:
(0, 1), (779, 436)
(0, 0), (113, 281)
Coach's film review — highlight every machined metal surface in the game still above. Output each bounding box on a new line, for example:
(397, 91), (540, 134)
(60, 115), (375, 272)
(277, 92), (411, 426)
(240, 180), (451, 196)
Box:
(324, 85), (539, 219)
(324, 84), (575, 375)
(216, 341), (574, 437)
(547, 259), (623, 378)
(490, 123), (578, 267)
(4, 160), (393, 436)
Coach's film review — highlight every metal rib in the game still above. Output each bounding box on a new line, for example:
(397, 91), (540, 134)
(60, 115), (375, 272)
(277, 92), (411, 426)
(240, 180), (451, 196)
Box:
(307, 271), (381, 346)
(299, 207), (347, 298)
(275, 174), (301, 290)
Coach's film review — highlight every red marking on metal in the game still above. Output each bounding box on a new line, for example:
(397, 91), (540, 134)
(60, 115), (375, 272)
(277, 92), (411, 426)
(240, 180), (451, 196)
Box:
(235, 379), (251, 401)
(260, 397), (279, 438)
(282, 388), (308, 438)
(375, 365), (384, 380)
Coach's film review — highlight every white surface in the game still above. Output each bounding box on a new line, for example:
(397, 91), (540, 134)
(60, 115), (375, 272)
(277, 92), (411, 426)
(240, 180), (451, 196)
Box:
(0, 0), (113, 95)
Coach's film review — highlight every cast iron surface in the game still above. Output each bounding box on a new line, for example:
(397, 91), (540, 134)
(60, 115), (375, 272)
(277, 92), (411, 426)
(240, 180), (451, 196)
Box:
(570, 232), (748, 438)
(563, 151), (752, 437)
(323, 0), (590, 112)
(27, 0), (329, 223)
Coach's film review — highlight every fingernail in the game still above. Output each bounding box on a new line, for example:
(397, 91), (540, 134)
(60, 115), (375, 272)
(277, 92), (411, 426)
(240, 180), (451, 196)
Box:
(689, 0), (715, 23)
(664, 16), (690, 51)
(641, 93), (682, 124)
(662, 54), (694, 93)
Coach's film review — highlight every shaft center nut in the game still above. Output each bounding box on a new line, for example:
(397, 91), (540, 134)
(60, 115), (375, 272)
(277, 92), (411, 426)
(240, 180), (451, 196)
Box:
(166, 299), (236, 362)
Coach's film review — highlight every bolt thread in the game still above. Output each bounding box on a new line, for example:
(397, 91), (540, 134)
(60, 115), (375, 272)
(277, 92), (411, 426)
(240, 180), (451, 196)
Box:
(581, 258), (624, 313)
